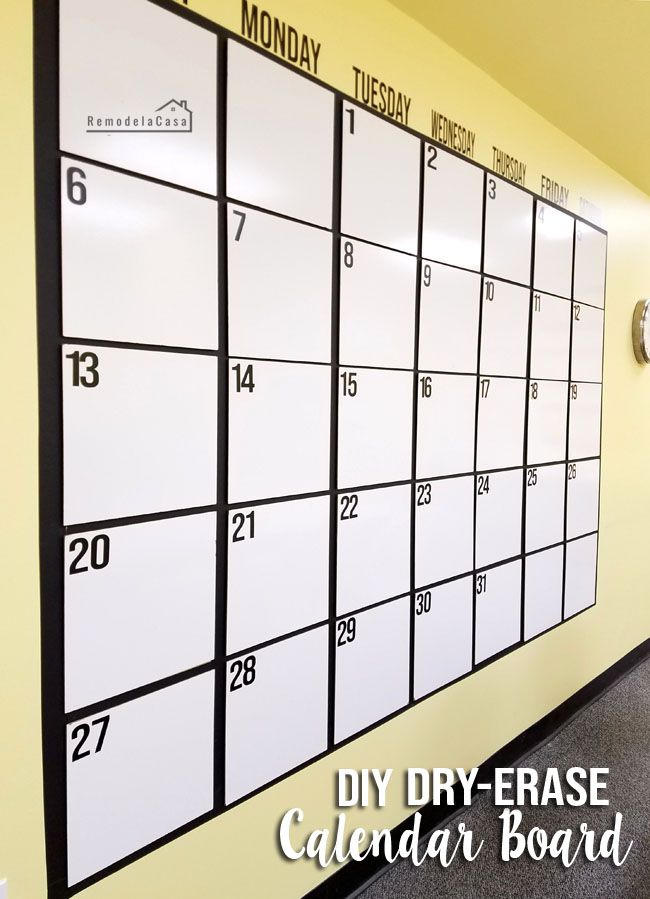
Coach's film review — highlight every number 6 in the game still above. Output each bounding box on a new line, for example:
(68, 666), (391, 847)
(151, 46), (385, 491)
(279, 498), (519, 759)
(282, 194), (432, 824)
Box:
(66, 167), (87, 205)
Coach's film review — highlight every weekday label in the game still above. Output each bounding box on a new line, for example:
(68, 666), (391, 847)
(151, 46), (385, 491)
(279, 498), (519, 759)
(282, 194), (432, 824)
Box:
(492, 145), (527, 185)
(579, 197), (605, 227)
(430, 109), (476, 158)
(351, 66), (411, 124)
(241, 0), (322, 74)
(540, 175), (570, 208)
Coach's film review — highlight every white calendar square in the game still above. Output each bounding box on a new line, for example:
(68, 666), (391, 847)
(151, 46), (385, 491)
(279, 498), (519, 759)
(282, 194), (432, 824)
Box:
(533, 203), (574, 299)
(475, 559), (522, 664)
(61, 160), (218, 350)
(475, 468), (523, 568)
(418, 263), (480, 374)
(227, 496), (330, 653)
(414, 576), (473, 698)
(62, 346), (217, 525)
(571, 303), (604, 383)
(334, 597), (410, 743)
(227, 41), (334, 227)
(338, 367), (413, 488)
(229, 359), (330, 503)
(421, 145), (484, 271)
(416, 374), (476, 478)
(527, 379), (568, 465)
(225, 627), (328, 804)
(228, 205), (331, 363)
(566, 458), (600, 539)
(479, 278), (530, 377)
(564, 533), (598, 618)
(525, 463), (565, 552)
(484, 176), (533, 285)
(60, 0), (218, 194)
(65, 514), (216, 712)
(476, 376), (526, 471)
(337, 484), (411, 616)
(568, 382), (602, 459)
(67, 672), (214, 886)
(574, 223), (607, 308)
(341, 103), (420, 253)
(529, 292), (571, 381)
(524, 545), (563, 640)
(415, 476), (474, 587)
(339, 239), (416, 369)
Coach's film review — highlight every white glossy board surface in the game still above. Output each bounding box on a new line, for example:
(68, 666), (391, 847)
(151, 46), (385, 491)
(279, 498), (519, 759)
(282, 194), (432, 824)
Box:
(524, 545), (564, 639)
(60, 0), (218, 193)
(417, 374), (476, 477)
(415, 476), (474, 586)
(339, 239), (417, 369)
(62, 345), (218, 524)
(414, 576), (473, 698)
(476, 376), (526, 471)
(53, 0), (608, 883)
(475, 468), (523, 568)
(571, 303), (604, 383)
(422, 146), (483, 270)
(574, 223), (607, 308)
(419, 263), (480, 373)
(334, 597), (410, 742)
(564, 534), (598, 617)
(225, 627), (328, 803)
(341, 103), (420, 253)
(527, 379), (568, 465)
(338, 367), (413, 487)
(65, 514), (217, 711)
(337, 484), (411, 615)
(568, 382), (602, 460)
(479, 278), (530, 377)
(67, 673), (214, 885)
(475, 559), (522, 664)
(483, 176), (533, 285)
(530, 292), (571, 381)
(61, 159), (219, 350)
(227, 42), (334, 226)
(228, 205), (331, 362)
(525, 463), (565, 552)
(566, 459), (600, 539)
(228, 359), (331, 502)
(533, 203), (574, 299)
(227, 496), (330, 652)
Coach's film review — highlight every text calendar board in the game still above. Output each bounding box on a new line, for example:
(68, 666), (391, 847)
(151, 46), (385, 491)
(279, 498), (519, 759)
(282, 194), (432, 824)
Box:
(35, 0), (607, 893)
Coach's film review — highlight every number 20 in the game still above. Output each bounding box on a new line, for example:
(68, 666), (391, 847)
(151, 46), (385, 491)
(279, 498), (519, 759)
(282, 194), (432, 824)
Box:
(69, 534), (110, 574)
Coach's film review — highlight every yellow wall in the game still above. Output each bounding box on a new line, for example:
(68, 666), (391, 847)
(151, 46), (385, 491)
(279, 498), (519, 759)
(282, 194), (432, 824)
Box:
(2, 1), (649, 897)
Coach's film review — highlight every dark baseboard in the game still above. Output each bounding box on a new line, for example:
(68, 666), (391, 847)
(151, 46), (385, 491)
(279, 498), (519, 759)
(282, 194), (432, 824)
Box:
(303, 637), (650, 899)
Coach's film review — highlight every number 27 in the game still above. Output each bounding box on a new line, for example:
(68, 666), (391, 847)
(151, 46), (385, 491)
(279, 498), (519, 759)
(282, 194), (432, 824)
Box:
(71, 715), (110, 762)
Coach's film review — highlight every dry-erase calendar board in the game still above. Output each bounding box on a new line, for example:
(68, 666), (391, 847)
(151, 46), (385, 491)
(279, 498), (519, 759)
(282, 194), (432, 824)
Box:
(35, 0), (606, 893)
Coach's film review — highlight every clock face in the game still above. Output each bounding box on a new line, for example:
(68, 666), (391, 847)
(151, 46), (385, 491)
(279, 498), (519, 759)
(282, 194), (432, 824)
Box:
(633, 299), (650, 364)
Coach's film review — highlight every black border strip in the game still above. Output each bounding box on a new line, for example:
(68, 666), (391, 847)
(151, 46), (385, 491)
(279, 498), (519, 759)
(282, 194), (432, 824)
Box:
(409, 141), (426, 702)
(328, 94), (344, 748)
(34, 0), (68, 891)
(303, 636), (650, 899)
(36, 0), (609, 895)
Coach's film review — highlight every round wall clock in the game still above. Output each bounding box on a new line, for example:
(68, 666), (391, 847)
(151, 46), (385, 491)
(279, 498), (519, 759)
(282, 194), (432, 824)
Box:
(632, 299), (650, 364)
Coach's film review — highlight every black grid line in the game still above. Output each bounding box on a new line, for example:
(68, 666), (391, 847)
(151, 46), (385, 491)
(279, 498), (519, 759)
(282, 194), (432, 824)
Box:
(36, 0), (608, 895)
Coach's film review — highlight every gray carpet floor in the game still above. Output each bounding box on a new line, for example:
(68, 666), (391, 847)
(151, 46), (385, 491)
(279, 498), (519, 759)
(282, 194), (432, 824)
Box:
(360, 656), (650, 899)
